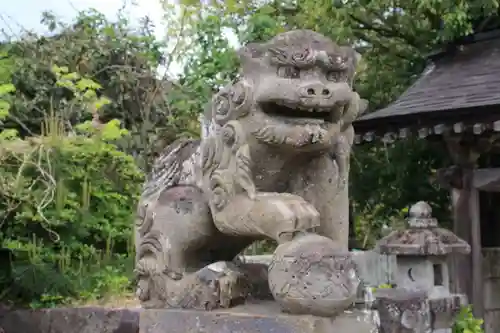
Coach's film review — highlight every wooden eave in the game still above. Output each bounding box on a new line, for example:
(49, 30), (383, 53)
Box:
(353, 31), (500, 145)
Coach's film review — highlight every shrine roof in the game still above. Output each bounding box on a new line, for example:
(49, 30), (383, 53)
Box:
(354, 30), (500, 142)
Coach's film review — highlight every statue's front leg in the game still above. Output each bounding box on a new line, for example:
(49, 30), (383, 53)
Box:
(211, 192), (321, 243)
(289, 154), (350, 249)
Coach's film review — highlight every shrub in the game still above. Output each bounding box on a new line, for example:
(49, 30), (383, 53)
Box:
(0, 134), (143, 305)
(0, 59), (144, 306)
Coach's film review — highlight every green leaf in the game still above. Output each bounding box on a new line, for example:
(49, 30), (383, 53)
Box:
(92, 96), (111, 110)
(82, 90), (97, 100)
(0, 129), (19, 140)
(76, 78), (102, 91)
(0, 99), (10, 119)
(51, 64), (69, 74)
(61, 72), (80, 81)
(55, 79), (76, 90)
(0, 83), (15, 96)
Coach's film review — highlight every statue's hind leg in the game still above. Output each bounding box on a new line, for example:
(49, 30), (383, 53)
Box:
(135, 185), (256, 309)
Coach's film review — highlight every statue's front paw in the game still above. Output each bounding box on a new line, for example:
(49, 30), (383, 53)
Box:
(286, 125), (330, 147)
(256, 193), (321, 241)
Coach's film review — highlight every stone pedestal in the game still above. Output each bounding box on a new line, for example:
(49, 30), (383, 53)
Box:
(140, 301), (376, 333)
(0, 302), (377, 333)
(374, 289), (430, 333)
(428, 296), (462, 333)
(0, 307), (139, 333)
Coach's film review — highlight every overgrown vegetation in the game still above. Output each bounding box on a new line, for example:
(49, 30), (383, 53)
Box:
(0, 11), (150, 306)
(0, 0), (498, 309)
(0, 58), (143, 306)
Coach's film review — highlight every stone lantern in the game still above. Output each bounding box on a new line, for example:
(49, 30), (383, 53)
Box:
(374, 201), (471, 332)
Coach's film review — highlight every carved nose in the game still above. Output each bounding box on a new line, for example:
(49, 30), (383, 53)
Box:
(299, 83), (332, 98)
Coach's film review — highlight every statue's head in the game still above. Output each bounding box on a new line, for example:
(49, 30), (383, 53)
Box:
(208, 30), (362, 152)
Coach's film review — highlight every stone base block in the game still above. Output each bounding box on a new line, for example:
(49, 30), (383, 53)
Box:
(0, 307), (139, 333)
(140, 301), (376, 333)
(0, 302), (377, 333)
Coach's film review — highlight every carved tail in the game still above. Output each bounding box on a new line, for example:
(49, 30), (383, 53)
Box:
(135, 138), (201, 263)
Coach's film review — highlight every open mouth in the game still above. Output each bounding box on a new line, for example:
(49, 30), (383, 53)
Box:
(260, 102), (333, 123)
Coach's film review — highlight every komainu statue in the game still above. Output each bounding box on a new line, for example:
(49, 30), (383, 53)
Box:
(135, 30), (367, 316)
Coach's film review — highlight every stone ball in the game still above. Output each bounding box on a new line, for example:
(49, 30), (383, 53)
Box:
(268, 233), (359, 317)
(409, 201), (432, 219)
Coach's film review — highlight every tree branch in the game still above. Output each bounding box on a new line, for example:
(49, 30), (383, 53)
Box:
(348, 13), (421, 50)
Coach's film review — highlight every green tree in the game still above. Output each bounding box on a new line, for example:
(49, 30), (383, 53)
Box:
(0, 9), (155, 307)
(2, 8), (184, 171)
(166, 1), (499, 247)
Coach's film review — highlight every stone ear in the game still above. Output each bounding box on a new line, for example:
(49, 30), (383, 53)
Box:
(340, 46), (361, 68)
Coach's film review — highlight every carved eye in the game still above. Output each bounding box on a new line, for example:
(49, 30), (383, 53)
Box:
(277, 66), (300, 79)
(326, 71), (347, 82)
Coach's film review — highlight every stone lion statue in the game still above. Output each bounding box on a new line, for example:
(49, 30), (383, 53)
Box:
(135, 30), (367, 314)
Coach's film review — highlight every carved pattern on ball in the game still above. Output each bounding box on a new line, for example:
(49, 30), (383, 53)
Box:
(268, 234), (359, 316)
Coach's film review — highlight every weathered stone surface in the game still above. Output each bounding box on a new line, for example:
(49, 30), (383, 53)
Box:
(374, 288), (430, 333)
(134, 28), (368, 314)
(352, 251), (396, 287)
(376, 202), (470, 256)
(268, 234), (359, 317)
(238, 262), (273, 300)
(0, 303), (378, 333)
(428, 296), (462, 330)
(0, 307), (139, 333)
(241, 250), (397, 287)
(140, 301), (376, 333)
(241, 251), (397, 305)
(373, 201), (470, 333)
